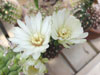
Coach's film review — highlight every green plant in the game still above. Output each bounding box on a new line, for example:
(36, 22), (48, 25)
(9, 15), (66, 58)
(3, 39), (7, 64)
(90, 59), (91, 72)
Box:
(34, 0), (39, 9)
(73, 0), (94, 30)
(0, 1), (21, 24)
(0, 46), (22, 75)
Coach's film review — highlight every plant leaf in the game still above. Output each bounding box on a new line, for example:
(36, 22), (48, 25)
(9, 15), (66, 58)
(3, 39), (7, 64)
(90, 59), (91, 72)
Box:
(34, 0), (39, 9)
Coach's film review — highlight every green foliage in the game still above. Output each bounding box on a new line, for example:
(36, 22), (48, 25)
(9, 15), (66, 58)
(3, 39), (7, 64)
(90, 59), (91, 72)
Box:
(82, 0), (94, 8)
(0, 46), (22, 75)
(34, 0), (39, 9)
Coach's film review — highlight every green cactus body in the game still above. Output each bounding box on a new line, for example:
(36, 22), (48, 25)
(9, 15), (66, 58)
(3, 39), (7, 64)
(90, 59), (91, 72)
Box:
(0, 1), (21, 24)
(73, 0), (94, 30)
(8, 71), (18, 75)
(0, 46), (22, 75)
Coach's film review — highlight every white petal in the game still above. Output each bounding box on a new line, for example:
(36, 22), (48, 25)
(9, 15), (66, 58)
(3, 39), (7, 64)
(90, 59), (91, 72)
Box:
(40, 45), (49, 53)
(70, 39), (87, 44)
(25, 16), (31, 27)
(34, 45), (48, 53)
(43, 35), (50, 45)
(51, 32), (58, 40)
(17, 20), (31, 35)
(30, 16), (37, 33)
(9, 38), (22, 44)
(21, 45), (35, 50)
(25, 59), (35, 66)
(57, 8), (67, 27)
(78, 32), (88, 38)
(52, 12), (58, 30)
(12, 28), (30, 41)
(12, 27), (28, 37)
(35, 12), (42, 32)
(10, 38), (32, 47)
(13, 46), (24, 52)
(25, 16), (34, 32)
(65, 15), (83, 38)
(21, 50), (33, 59)
(32, 52), (41, 60)
(62, 43), (70, 48)
(71, 27), (83, 39)
(41, 16), (51, 35)
(65, 15), (82, 29)
(51, 27), (58, 40)
(65, 15), (81, 28)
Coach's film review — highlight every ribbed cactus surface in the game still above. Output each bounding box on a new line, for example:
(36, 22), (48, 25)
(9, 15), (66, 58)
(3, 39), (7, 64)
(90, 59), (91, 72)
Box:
(0, 46), (22, 75)
(42, 39), (63, 59)
(0, 1), (21, 24)
(73, 0), (94, 30)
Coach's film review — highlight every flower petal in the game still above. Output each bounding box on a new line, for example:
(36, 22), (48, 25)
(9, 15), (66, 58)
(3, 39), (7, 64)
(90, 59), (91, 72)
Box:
(70, 39), (87, 44)
(21, 50), (34, 59)
(13, 46), (23, 52)
(78, 32), (88, 38)
(32, 52), (41, 60)
(17, 20), (31, 35)
(57, 8), (67, 27)
(35, 12), (42, 32)
(41, 16), (51, 35)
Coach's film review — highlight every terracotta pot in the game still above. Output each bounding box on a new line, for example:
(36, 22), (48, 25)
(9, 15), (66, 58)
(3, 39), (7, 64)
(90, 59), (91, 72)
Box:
(87, 30), (100, 40)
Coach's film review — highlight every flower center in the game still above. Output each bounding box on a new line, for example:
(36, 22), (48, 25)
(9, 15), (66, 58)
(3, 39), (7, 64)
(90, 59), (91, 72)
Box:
(31, 33), (44, 46)
(28, 66), (38, 75)
(58, 26), (71, 39)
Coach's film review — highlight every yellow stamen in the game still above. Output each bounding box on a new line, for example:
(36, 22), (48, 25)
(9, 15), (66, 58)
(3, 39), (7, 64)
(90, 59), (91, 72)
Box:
(58, 26), (71, 39)
(28, 66), (38, 75)
(31, 33), (44, 46)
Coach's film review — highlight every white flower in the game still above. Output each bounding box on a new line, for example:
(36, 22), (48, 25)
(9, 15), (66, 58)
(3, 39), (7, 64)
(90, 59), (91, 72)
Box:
(9, 12), (51, 60)
(23, 58), (47, 75)
(51, 8), (88, 48)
